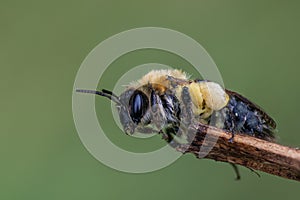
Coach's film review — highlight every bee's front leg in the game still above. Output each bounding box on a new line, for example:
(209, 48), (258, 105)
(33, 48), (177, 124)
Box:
(134, 126), (176, 146)
(160, 86), (196, 148)
(135, 126), (179, 147)
(161, 126), (182, 148)
(149, 87), (167, 130)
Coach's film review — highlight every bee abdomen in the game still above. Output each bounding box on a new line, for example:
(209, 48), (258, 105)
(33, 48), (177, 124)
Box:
(211, 96), (275, 141)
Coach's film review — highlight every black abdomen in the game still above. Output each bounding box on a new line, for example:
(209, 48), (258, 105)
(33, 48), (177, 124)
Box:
(210, 91), (276, 141)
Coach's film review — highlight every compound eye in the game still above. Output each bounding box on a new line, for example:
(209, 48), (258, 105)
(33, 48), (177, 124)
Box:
(129, 90), (148, 124)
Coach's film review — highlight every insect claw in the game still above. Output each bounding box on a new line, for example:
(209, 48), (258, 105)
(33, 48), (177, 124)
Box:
(228, 133), (235, 143)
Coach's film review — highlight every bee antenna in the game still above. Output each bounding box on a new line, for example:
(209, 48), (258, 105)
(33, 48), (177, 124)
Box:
(101, 89), (119, 99)
(76, 89), (120, 104)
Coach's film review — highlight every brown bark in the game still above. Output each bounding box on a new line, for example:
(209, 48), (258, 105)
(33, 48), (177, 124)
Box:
(175, 124), (300, 182)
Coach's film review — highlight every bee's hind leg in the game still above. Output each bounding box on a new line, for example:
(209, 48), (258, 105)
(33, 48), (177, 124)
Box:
(247, 167), (261, 178)
(229, 163), (261, 180)
(228, 132), (235, 143)
(227, 111), (237, 143)
(230, 163), (241, 180)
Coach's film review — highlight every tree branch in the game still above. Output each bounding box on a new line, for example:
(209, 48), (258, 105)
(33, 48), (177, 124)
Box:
(175, 124), (300, 182)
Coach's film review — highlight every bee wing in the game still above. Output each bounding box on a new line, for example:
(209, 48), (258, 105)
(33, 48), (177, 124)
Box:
(225, 89), (276, 129)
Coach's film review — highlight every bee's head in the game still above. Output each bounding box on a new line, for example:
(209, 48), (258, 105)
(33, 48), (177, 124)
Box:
(118, 89), (150, 134)
(76, 88), (149, 134)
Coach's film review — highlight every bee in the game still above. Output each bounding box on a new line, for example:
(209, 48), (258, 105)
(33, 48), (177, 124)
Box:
(76, 69), (276, 143)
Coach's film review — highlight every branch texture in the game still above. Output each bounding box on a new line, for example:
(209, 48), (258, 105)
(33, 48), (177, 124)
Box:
(175, 124), (300, 182)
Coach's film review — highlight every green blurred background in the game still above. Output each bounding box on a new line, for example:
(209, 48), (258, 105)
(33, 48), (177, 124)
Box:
(1, 0), (300, 199)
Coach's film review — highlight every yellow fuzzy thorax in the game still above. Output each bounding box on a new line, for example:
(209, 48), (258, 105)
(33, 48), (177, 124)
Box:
(129, 69), (188, 91)
(129, 69), (229, 118)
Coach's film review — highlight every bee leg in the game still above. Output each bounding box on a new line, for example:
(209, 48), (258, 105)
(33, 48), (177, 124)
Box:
(228, 133), (235, 143)
(135, 127), (179, 147)
(181, 86), (196, 128)
(161, 127), (174, 142)
(150, 88), (167, 130)
(160, 131), (171, 142)
(148, 87), (179, 146)
(180, 86), (194, 125)
(246, 167), (261, 178)
(230, 163), (241, 180)
(230, 164), (261, 180)
(228, 111), (237, 143)
(162, 127), (181, 148)
(177, 86), (198, 143)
